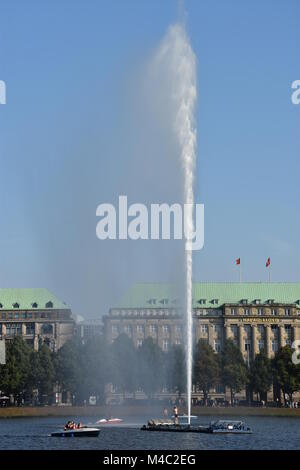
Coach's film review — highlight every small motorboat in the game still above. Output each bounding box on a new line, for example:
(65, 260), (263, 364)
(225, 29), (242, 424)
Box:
(51, 427), (100, 437)
(96, 418), (123, 425)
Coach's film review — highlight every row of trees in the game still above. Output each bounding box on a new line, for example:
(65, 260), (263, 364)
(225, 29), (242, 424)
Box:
(0, 335), (300, 405)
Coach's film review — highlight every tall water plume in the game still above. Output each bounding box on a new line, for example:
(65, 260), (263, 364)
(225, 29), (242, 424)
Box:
(151, 23), (197, 424)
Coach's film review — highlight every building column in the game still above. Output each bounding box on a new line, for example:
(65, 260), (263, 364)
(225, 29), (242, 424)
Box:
(265, 325), (271, 358)
(34, 336), (39, 351)
(208, 323), (214, 348)
(251, 324), (258, 359)
(238, 325), (244, 354)
(22, 323), (26, 337)
(279, 325), (285, 349)
(225, 323), (231, 340)
(293, 325), (299, 343)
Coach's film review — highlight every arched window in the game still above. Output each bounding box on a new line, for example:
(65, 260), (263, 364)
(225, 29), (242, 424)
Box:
(45, 301), (53, 308)
(32, 302), (38, 308)
(13, 302), (20, 309)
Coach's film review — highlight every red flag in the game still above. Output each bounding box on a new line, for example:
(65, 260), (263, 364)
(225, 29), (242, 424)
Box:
(266, 257), (271, 268)
(236, 258), (241, 265)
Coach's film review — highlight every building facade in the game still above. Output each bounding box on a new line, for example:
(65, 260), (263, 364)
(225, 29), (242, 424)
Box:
(75, 318), (104, 343)
(103, 282), (300, 401)
(0, 288), (74, 352)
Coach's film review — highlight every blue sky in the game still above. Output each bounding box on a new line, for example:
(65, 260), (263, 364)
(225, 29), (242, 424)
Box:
(0, 0), (299, 316)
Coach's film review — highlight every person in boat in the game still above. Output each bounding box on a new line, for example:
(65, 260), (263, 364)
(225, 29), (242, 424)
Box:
(173, 405), (179, 425)
(77, 422), (82, 429)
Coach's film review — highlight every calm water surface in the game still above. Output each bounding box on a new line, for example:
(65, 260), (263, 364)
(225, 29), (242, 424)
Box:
(0, 415), (299, 450)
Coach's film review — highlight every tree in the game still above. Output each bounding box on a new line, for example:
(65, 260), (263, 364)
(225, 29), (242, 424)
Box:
(110, 334), (138, 399)
(0, 337), (31, 399)
(193, 339), (220, 402)
(248, 351), (272, 402)
(53, 338), (84, 402)
(27, 343), (55, 404)
(137, 337), (164, 398)
(221, 339), (247, 404)
(272, 346), (300, 404)
(81, 336), (109, 404)
(166, 344), (186, 398)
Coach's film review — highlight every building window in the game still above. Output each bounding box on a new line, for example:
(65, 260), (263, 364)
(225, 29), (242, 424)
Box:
(285, 339), (292, 346)
(6, 323), (21, 336)
(137, 339), (143, 348)
(124, 325), (132, 336)
(271, 309), (277, 316)
(162, 340), (169, 352)
(112, 325), (119, 335)
(258, 308), (263, 316)
(137, 324), (144, 334)
(230, 325), (238, 337)
(258, 340), (265, 351)
(285, 309), (291, 316)
(162, 325), (169, 335)
(26, 312), (33, 319)
(175, 325), (182, 335)
(198, 299), (206, 305)
(271, 325), (278, 336)
(214, 340), (221, 352)
(149, 324), (157, 334)
(271, 340), (278, 353)
(244, 342), (251, 352)
(258, 325), (265, 335)
(231, 308), (237, 315)
(200, 324), (208, 334)
(244, 308), (250, 316)
(175, 339), (181, 345)
(25, 323), (35, 335)
(244, 325), (251, 337)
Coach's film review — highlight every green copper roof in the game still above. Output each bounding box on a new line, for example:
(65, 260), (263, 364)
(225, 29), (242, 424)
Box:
(0, 288), (69, 310)
(115, 283), (300, 309)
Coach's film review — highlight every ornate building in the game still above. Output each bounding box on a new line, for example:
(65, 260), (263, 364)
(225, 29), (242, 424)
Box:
(103, 282), (300, 402)
(104, 282), (300, 360)
(0, 288), (74, 352)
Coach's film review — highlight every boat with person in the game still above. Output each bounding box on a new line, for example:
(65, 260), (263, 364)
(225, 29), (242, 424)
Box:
(51, 426), (100, 437)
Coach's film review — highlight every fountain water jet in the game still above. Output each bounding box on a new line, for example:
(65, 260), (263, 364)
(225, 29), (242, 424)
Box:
(151, 23), (197, 425)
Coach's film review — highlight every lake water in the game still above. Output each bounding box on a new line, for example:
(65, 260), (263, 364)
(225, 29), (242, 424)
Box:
(0, 414), (299, 450)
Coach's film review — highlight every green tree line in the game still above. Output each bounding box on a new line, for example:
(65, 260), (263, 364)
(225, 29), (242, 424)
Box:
(0, 335), (299, 406)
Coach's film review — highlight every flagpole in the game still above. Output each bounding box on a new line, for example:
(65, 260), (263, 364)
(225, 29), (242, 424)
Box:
(240, 263), (242, 283)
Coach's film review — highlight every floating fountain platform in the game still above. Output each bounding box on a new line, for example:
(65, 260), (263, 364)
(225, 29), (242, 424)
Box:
(141, 424), (209, 433)
(140, 419), (209, 433)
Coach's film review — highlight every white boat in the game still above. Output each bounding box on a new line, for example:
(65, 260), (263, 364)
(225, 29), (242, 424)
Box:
(96, 418), (123, 425)
(51, 427), (100, 437)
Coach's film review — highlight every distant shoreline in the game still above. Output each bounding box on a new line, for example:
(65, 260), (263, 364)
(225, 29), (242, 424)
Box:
(0, 405), (300, 419)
